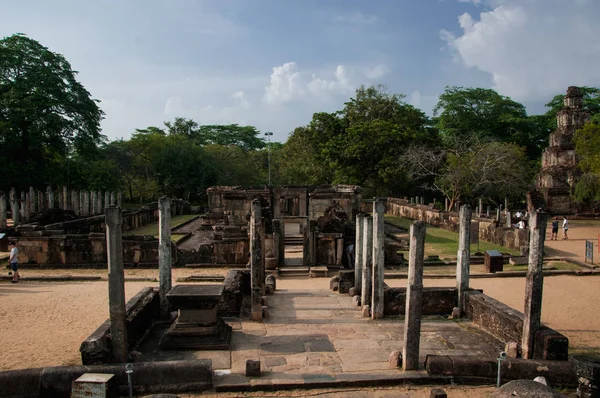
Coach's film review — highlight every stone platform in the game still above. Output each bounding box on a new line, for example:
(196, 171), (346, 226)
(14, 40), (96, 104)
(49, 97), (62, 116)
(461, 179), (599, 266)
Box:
(137, 287), (504, 391)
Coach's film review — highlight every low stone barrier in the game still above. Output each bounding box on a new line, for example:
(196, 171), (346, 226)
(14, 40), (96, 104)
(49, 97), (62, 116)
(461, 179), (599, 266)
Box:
(80, 287), (160, 365)
(425, 355), (576, 387)
(463, 290), (568, 360)
(0, 359), (212, 398)
(384, 287), (461, 316)
(385, 198), (528, 251)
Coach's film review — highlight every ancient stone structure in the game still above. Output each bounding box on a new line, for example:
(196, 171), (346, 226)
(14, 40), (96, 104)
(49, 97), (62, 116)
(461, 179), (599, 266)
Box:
(159, 197), (173, 320)
(536, 86), (591, 214)
(456, 205), (471, 309)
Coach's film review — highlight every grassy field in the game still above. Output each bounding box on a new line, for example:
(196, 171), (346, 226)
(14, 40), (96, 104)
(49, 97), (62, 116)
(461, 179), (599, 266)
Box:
(124, 214), (198, 241)
(386, 215), (521, 259)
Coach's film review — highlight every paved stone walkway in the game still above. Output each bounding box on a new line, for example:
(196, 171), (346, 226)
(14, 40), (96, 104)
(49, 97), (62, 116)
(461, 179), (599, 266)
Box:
(211, 287), (504, 390)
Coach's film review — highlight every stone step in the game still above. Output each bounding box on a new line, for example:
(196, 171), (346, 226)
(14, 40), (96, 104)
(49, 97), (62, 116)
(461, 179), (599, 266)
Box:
(309, 266), (329, 278)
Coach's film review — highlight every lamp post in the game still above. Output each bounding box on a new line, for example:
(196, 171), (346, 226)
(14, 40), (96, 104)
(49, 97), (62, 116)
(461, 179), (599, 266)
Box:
(265, 132), (273, 186)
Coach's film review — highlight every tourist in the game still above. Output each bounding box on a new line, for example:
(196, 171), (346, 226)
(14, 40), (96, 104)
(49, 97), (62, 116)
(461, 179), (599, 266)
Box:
(517, 220), (526, 229)
(551, 217), (559, 240)
(8, 241), (20, 283)
(515, 210), (523, 219)
(562, 216), (569, 240)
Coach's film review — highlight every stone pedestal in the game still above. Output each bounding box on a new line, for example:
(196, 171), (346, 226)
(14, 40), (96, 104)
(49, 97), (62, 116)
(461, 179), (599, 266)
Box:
(572, 355), (600, 398)
(160, 284), (232, 350)
(484, 250), (504, 273)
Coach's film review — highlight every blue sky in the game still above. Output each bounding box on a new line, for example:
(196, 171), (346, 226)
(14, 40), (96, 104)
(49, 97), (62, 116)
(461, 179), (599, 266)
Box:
(2, 0), (600, 143)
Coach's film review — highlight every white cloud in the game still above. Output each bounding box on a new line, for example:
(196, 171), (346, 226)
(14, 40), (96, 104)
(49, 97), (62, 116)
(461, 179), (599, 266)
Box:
(164, 97), (183, 115)
(232, 91), (250, 109)
(263, 62), (303, 105)
(441, 0), (600, 101)
(364, 64), (389, 80)
(334, 13), (378, 24)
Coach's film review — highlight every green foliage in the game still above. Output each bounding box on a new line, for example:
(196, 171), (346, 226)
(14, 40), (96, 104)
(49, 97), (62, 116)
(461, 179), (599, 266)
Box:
(574, 121), (600, 174)
(0, 33), (104, 190)
(573, 173), (600, 203)
(544, 87), (600, 127)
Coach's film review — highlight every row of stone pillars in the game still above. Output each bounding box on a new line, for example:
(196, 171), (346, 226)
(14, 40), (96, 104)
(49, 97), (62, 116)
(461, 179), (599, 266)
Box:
(0, 186), (122, 228)
(105, 196), (173, 362)
(407, 196), (515, 221)
(356, 204), (547, 370)
(353, 198), (387, 320)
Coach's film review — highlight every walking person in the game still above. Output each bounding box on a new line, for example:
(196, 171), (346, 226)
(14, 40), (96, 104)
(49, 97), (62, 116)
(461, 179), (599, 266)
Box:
(551, 217), (559, 240)
(562, 216), (569, 240)
(8, 241), (20, 283)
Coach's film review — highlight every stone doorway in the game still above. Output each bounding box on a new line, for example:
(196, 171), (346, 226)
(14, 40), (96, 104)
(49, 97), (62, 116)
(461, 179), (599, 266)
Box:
(280, 217), (308, 277)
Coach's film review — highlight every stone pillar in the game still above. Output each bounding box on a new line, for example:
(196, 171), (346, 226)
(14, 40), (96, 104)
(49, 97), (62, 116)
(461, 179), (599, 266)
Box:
(272, 219), (284, 267)
(105, 192), (110, 208)
(62, 186), (68, 210)
(496, 207), (501, 222)
(250, 199), (263, 321)
(521, 211), (548, 359)
(415, 196), (419, 206)
(84, 191), (90, 216)
(444, 198), (448, 211)
(505, 211), (512, 228)
(110, 191), (116, 206)
(24, 191), (30, 221)
(20, 191), (25, 220)
(37, 190), (44, 213)
(72, 191), (80, 216)
(487, 206), (490, 217)
(29, 186), (35, 216)
(354, 214), (364, 295)
(159, 196), (172, 320)
(0, 193), (6, 229)
(105, 206), (128, 363)
(10, 188), (19, 227)
(117, 191), (122, 208)
(478, 198), (483, 218)
(335, 238), (343, 266)
(456, 205), (472, 309)
(403, 220), (426, 371)
(420, 197), (424, 206)
(504, 197), (509, 213)
(91, 191), (97, 214)
(410, 197), (414, 204)
(97, 190), (103, 214)
(361, 216), (373, 316)
(372, 199), (386, 320)
(302, 222), (310, 268)
(308, 220), (317, 266)
(47, 186), (54, 210)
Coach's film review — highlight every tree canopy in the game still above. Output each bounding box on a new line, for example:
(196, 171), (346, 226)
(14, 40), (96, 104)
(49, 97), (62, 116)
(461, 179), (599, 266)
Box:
(0, 33), (104, 190)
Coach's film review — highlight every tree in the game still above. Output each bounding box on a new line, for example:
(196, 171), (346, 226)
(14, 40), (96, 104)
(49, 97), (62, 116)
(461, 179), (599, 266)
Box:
(405, 137), (532, 209)
(433, 86), (545, 160)
(0, 33), (104, 190)
(573, 117), (600, 204)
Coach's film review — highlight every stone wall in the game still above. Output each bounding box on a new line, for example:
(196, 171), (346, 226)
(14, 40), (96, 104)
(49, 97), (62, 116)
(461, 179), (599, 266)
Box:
(385, 198), (528, 251)
(385, 287), (460, 316)
(464, 290), (568, 360)
(14, 234), (171, 267)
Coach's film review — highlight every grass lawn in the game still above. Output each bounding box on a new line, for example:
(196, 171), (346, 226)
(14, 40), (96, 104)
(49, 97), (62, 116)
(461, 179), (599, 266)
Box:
(124, 214), (198, 240)
(386, 215), (521, 259)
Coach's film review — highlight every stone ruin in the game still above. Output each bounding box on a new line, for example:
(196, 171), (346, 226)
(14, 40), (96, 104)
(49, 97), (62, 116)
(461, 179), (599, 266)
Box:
(533, 86), (591, 214)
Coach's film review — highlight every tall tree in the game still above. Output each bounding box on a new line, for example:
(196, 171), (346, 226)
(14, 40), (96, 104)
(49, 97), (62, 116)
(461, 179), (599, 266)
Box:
(0, 33), (104, 190)
(573, 115), (600, 204)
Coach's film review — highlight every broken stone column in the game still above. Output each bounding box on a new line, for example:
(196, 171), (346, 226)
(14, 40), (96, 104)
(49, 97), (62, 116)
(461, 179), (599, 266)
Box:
(62, 186), (68, 210)
(110, 191), (116, 206)
(308, 219), (317, 265)
(354, 214), (364, 295)
(29, 186), (35, 215)
(272, 219), (284, 267)
(73, 191), (80, 216)
(105, 192), (110, 208)
(10, 188), (19, 226)
(372, 198), (386, 320)
(444, 198), (448, 211)
(456, 205), (472, 309)
(105, 206), (128, 363)
(0, 193), (6, 229)
(117, 191), (122, 208)
(37, 190), (44, 213)
(47, 186), (54, 210)
(250, 199), (263, 321)
(496, 207), (501, 222)
(361, 216), (373, 317)
(521, 211), (548, 359)
(420, 197), (424, 205)
(506, 211), (512, 228)
(159, 196), (172, 320)
(415, 196), (419, 206)
(478, 198), (483, 218)
(403, 220), (426, 371)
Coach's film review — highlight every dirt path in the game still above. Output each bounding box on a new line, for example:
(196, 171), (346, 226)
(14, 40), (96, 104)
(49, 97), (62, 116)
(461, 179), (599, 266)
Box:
(544, 219), (600, 263)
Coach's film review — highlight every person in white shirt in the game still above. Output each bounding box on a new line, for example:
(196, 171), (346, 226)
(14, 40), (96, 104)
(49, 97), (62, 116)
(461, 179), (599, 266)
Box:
(562, 217), (569, 240)
(517, 220), (526, 229)
(8, 241), (20, 283)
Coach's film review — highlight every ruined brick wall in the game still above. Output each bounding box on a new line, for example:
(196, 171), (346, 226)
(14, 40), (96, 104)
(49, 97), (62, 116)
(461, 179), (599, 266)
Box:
(385, 198), (528, 251)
